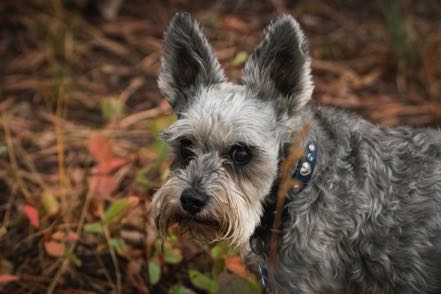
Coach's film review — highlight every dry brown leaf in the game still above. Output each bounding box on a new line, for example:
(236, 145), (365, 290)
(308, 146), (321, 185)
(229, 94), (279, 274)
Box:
(44, 241), (65, 257)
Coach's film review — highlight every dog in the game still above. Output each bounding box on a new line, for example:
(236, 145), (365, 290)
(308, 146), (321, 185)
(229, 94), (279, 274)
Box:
(151, 12), (441, 293)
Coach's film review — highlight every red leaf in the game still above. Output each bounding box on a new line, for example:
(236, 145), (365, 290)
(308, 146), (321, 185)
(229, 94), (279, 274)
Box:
(88, 133), (113, 163)
(89, 175), (118, 197)
(95, 157), (129, 174)
(21, 205), (40, 228)
(225, 256), (250, 279)
(0, 274), (19, 283)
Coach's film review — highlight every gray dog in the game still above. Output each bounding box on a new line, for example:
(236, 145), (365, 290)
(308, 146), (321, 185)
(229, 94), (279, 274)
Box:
(151, 12), (441, 293)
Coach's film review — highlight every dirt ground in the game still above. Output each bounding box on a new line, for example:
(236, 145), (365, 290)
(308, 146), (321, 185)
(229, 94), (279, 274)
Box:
(0, 0), (440, 293)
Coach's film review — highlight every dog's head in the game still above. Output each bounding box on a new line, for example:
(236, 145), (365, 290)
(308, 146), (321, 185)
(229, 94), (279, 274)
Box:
(151, 12), (313, 247)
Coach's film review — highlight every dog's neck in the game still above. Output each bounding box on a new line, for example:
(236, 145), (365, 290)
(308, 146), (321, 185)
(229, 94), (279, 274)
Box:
(250, 130), (318, 288)
(250, 129), (318, 252)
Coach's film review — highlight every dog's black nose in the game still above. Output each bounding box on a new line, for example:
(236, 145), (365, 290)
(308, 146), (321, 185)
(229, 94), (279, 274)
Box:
(180, 188), (208, 214)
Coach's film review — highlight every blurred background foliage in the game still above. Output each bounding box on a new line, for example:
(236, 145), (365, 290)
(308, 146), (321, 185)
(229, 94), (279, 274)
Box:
(0, 0), (440, 293)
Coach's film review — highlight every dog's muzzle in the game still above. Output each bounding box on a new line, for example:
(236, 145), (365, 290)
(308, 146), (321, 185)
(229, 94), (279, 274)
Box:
(180, 188), (209, 214)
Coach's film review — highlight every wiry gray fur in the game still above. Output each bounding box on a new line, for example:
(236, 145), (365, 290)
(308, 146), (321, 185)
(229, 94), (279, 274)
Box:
(152, 12), (441, 293)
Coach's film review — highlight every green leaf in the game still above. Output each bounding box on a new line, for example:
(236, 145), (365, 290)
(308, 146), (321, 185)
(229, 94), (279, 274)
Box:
(210, 242), (237, 258)
(231, 51), (248, 66)
(148, 262), (161, 285)
(210, 244), (227, 278)
(102, 198), (131, 225)
(154, 240), (163, 255)
(164, 247), (183, 264)
(149, 115), (176, 137)
(212, 257), (225, 279)
(168, 284), (195, 294)
(100, 64), (114, 74)
(83, 222), (103, 234)
(245, 278), (262, 294)
(217, 272), (261, 294)
(161, 167), (170, 180)
(0, 145), (7, 156)
(101, 97), (124, 121)
(166, 233), (178, 242)
(66, 250), (82, 267)
(210, 244), (226, 259)
(110, 238), (127, 256)
(41, 190), (59, 216)
(135, 163), (156, 187)
(153, 139), (168, 160)
(188, 270), (219, 294)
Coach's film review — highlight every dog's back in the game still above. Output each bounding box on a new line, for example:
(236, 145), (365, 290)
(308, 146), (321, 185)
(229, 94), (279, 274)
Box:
(268, 106), (441, 293)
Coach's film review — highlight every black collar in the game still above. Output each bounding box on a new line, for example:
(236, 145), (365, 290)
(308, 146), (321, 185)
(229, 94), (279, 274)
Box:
(250, 139), (318, 288)
(252, 138), (318, 244)
(290, 139), (318, 193)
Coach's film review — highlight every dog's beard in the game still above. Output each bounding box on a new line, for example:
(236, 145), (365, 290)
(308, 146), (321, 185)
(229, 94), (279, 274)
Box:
(151, 171), (264, 248)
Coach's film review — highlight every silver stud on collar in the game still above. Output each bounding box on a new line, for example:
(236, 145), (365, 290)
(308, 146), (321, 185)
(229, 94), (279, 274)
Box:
(300, 162), (312, 176)
(308, 143), (316, 152)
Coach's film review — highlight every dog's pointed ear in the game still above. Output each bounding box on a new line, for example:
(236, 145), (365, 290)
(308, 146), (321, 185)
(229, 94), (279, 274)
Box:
(242, 15), (313, 115)
(158, 12), (226, 113)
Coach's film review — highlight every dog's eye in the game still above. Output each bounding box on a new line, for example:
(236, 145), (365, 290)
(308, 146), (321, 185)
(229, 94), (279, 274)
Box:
(180, 139), (194, 163)
(230, 144), (252, 166)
